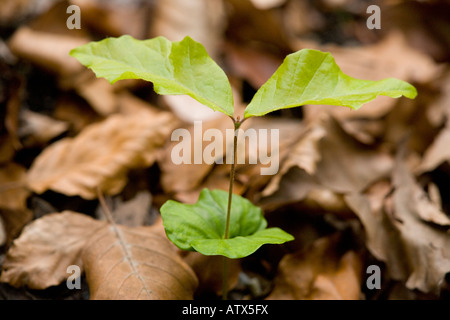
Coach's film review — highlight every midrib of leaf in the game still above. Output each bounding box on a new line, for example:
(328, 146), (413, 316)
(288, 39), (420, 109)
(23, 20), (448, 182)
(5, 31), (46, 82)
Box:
(297, 54), (327, 102)
(109, 224), (153, 299)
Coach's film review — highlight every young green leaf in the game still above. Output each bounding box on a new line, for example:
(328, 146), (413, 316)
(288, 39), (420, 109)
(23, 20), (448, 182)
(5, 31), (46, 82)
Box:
(70, 35), (234, 117)
(160, 189), (293, 259)
(244, 49), (417, 118)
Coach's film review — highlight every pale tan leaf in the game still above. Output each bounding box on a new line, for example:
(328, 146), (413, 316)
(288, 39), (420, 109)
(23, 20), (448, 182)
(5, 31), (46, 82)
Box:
(27, 111), (175, 199)
(0, 211), (105, 289)
(163, 94), (223, 123)
(8, 27), (88, 77)
(249, 0), (286, 10)
(82, 224), (198, 300)
(267, 235), (362, 300)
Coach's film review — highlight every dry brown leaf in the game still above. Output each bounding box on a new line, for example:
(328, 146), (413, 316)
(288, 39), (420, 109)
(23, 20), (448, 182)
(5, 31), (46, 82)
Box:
(52, 92), (101, 135)
(151, 0), (226, 60)
(314, 116), (393, 193)
(0, 215), (6, 246)
(0, 135), (15, 164)
(18, 109), (69, 147)
(25, 0), (88, 38)
(249, 0), (286, 10)
(82, 224), (198, 300)
(224, 43), (282, 89)
(0, 162), (29, 211)
(8, 27), (88, 77)
(0, 208), (33, 247)
(159, 114), (231, 196)
(183, 252), (241, 297)
(383, 1), (450, 62)
(71, 0), (150, 39)
(261, 115), (393, 208)
(0, 211), (105, 289)
(116, 92), (164, 116)
(27, 111), (175, 199)
(345, 159), (450, 293)
(74, 77), (119, 116)
(225, 0), (291, 55)
(96, 191), (152, 227)
(160, 115), (302, 202)
(418, 127), (450, 174)
(261, 120), (324, 198)
(267, 235), (362, 300)
(2, 67), (23, 150)
(0, 0), (34, 25)
(163, 95), (223, 123)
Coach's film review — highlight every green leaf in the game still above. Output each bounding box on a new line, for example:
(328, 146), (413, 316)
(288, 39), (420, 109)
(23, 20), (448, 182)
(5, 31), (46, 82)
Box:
(70, 35), (234, 117)
(160, 189), (294, 259)
(244, 49), (417, 118)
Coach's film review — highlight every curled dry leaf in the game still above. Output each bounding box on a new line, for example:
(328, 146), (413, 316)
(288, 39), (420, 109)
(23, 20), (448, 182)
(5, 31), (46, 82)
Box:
(82, 224), (198, 300)
(267, 235), (362, 300)
(345, 160), (450, 293)
(27, 111), (175, 199)
(0, 211), (105, 290)
(261, 115), (393, 208)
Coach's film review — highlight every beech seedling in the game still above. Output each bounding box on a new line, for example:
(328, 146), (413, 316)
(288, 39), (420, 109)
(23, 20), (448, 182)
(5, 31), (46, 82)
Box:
(70, 35), (417, 299)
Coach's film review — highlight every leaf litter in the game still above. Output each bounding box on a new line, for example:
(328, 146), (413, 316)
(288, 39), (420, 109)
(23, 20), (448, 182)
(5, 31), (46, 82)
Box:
(0, 0), (449, 300)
